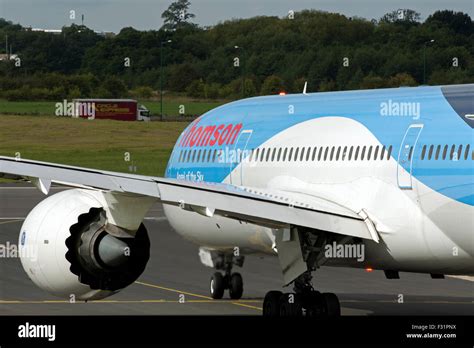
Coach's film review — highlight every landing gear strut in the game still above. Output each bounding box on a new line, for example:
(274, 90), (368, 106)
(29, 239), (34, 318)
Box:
(263, 270), (340, 317)
(209, 253), (244, 300)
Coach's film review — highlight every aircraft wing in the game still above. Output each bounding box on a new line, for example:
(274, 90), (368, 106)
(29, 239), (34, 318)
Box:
(0, 156), (379, 242)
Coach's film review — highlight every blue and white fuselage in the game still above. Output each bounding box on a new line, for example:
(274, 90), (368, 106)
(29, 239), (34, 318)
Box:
(164, 84), (474, 275)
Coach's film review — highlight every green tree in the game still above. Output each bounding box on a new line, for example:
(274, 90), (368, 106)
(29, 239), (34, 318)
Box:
(260, 75), (285, 95)
(99, 76), (128, 98)
(186, 79), (205, 98)
(131, 86), (154, 99)
(426, 10), (473, 35)
(243, 78), (257, 97)
(318, 79), (336, 92)
(380, 9), (421, 24)
(161, 0), (196, 31)
(429, 68), (472, 85)
(167, 63), (198, 91)
(388, 73), (417, 87)
(360, 74), (387, 89)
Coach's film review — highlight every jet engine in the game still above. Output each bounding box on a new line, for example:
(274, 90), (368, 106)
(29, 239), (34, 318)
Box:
(18, 188), (152, 300)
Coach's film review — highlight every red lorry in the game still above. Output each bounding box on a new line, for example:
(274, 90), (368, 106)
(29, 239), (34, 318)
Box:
(73, 99), (150, 121)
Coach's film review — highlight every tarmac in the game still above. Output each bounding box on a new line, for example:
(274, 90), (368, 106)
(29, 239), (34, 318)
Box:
(0, 184), (472, 315)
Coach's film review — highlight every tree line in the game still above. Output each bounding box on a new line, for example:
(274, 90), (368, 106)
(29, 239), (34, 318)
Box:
(0, 6), (472, 101)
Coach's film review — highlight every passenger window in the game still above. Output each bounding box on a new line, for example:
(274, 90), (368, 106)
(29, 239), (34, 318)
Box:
(312, 147), (317, 161)
(306, 147), (311, 161)
(255, 148), (259, 161)
(207, 149), (212, 162)
(428, 145), (434, 160)
(380, 146), (385, 160)
(277, 148), (282, 161)
(367, 146), (373, 160)
(283, 148), (288, 161)
(294, 147), (300, 161)
(266, 148), (271, 161)
(421, 145), (426, 160)
(336, 146), (341, 161)
(457, 145), (463, 161)
(300, 147), (305, 161)
(450, 144), (456, 160)
(342, 146), (347, 160)
(442, 145), (448, 160)
(361, 146), (366, 160)
(318, 147), (323, 161)
(348, 146), (354, 160)
(260, 148), (266, 161)
(324, 147), (329, 161)
(465, 144), (470, 160)
(330, 147), (335, 161)
(271, 148), (277, 161)
(354, 146), (360, 160)
(373, 146), (379, 160)
(209, 149), (214, 162)
(435, 145), (441, 160)
(199, 149), (204, 162)
(387, 145), (392, 160)
(289, 148), (294, 160)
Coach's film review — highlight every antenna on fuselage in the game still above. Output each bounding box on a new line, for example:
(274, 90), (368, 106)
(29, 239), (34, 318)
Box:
(303, 81), (308, 95)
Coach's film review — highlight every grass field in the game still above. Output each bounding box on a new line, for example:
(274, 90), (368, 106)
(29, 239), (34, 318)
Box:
(0, 115), (189, 179)
(0, 99), (225, 117)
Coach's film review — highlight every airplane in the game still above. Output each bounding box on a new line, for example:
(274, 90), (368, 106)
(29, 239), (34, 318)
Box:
(0, 83), (472, 317)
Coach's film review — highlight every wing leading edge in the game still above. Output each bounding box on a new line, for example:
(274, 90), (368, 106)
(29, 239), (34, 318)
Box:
(0, 156), (378, 242)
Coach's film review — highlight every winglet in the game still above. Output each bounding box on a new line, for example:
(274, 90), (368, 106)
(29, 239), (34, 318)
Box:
(30, 177), (52, 195)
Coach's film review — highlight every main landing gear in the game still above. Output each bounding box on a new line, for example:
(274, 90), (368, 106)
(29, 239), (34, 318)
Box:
(262, 270), (340, 317)
(209, 253), (244, 300)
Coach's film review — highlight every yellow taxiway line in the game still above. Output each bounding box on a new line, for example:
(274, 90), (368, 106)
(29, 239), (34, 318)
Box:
(135, 280), (213, 300)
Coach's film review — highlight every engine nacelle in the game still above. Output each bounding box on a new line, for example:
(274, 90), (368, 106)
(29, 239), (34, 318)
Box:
(19, 189), (151, 300)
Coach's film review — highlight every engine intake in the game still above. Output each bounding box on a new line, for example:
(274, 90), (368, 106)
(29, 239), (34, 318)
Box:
(66, 207), (150, 292)
(19, 189), (151, 300)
